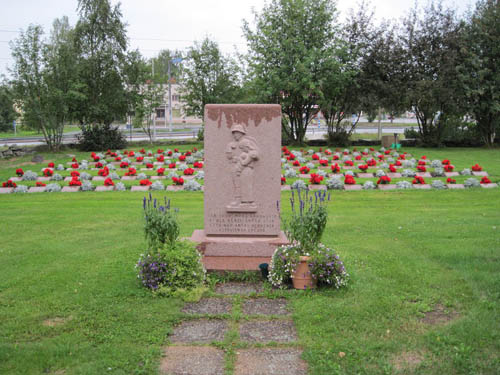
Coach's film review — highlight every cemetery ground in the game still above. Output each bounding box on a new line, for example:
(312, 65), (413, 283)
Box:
(0, 145), (499, 374)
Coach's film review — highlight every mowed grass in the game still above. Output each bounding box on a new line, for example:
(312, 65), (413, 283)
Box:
(0, 146), (499, 374)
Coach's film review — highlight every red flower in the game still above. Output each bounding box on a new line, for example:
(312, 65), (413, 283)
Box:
(48, 162), (55, 168)
(395, 160), (402, 166)
(319, 148), (323, 152)
(389, 164), (397, 173)
(129, 151), (135, 157)
(125, 167), (137, 176)
(292, 160), (301, 167)
(157, 155), (165, 162)
(446, 177), (456, 184)
(95, 162), (103, 168)
(169, 163), (176, 169)
(355, 155), (362, 160)
(139, 148), (145, 154)
(104, 178), (114, 186)
(358, 164), (368, 172)
(442, 159), (450, 165)
(418, 160), (426, 166)
(343, 151), (349, 155)
(110, 152), (118, 157)
(106, 150), (112, 155)
(183, 168), (194, 175)
(193, 147), (198, 152)
(120, 161), (129, 168)
(281, 177), (286, 185)
(281, 146), (289, 152)
(361, 151), (368, 156)
(299, 166), (310, 174)
(167, 151), (173, 156)
(471, 164), (482, 171)
(71, 163), (79, 169)
(344, 160), (354, 167)
(36, 182), (46, 187)
(139, 179), (152, 186)
(179, 155), (186, 161)
(146, 163), (154, 169)
(344, 175), (356, 185)
(384, 150), (390, 155)
(185, 151), (192, 156)
(366, 159), (377, 167)
(69, 178), (81, 186)
(172, 176), (184, 185)
(309, 173), (324, 184)
(98, 167), (109, 177)
(480, 176), (491, 184)
(421, 155), (427, 159)
(412, 176), (426, 184)
(324, 150), (332, 155)
(319, 159), (329, 167)
(157, 149), (164, 154)
(136, 156), (144, 162)
(72, 157), (77, 162)
(417, 165), (426, 172)
(43, 168), (53, 177)
(2, 180), (17, 188)
(332, 155), (339, 160)
(174, 148), (179, 153)
(331, 163), (340, 173)
(157, 168), (165, 176)
(399, 154), (406, 160)
(115, 156), (122, 162)
(16, 168), (24, 177)
(444, 164), (454, 172)
(378, 154), (385, 160)
(93, 156), (100, 162)
(286, 153), (296, 161)
(312, 154), (320, 160)
(71, 171), (80, 178)
(193, 161), (204, 168)
(377, 175), (391, 185)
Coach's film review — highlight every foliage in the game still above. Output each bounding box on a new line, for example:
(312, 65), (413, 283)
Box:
(180, 37), (242, 119)
(0, 84), (17, 132)
(243, 0), (336, 144)
(133, 78), (165, 143)
(143, 193), (179, 251)
(283, 189), (329, 253)
(10, 18), (77, 151)
(77, 124), (127, 151)
(457, 0), (500, 146)
(135, 241), (205, 296)
(73, 0), (129, 127)
(149, 49), (184, 84)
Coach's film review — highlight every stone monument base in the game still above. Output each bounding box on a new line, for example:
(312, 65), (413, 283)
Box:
(190, 230), (289, 271)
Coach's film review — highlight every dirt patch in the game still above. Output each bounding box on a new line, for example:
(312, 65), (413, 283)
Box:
(215, 282), (262, 295)
(160, 346), (225, 375)
(239, 320), (297, 343)
(242, 298), (290, 316)
(169, 319), (228, 344)
(420, 304), (459, 325)
(392, 351), (425, 371)
(182, 298), (232, 315)
(235, 348), (307, 375)
(42, 316), (72, 327)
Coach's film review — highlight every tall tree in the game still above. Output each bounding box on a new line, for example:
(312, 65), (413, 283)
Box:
(180, 37), (242, 119)
(458, 0), (500, 146)
(399, 1), (465, 146)
(10, 18), (77, 151)
(150, 49), (184, 84)
(73, 0), (128, 126)
(243, 0), (337, 144)
(0, 83), (17, 132)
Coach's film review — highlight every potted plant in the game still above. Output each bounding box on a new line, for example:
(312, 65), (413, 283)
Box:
(269, 189), (349, 290)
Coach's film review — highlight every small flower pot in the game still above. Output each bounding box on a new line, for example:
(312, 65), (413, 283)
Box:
(292, 256), (317, 290)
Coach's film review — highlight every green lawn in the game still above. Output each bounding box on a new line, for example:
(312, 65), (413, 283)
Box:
(0, 146), (499, 374)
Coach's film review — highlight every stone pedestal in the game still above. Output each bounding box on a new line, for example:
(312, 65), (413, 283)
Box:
(190, 104), (288, 271)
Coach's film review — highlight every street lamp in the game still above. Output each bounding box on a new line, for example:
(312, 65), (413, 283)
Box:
(168, 57), (184, 133)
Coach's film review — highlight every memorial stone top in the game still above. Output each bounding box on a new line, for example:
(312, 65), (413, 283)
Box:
(204, 104), (282, 236)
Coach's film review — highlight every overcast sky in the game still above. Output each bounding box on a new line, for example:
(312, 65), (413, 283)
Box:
(0, 0), (474, 78)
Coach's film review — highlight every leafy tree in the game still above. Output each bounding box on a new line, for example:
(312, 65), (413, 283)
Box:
(10, 18), (77, 151)
(150, 49), (184, 84)
(243, 0), (336, 144)
(399, 1), (465, 146)
(458, 0), (500, 146)
(180, 37), (242, 119)
(133, 79), (165, 143)
(73, 0), (128, 127)
(0, 83), (17, 132)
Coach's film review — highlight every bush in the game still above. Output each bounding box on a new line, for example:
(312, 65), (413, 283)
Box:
(326, 129), (350, 147)
(404, 127), (419, 139)
(77, 124), (127, 151)
(136, 241), (206, 294)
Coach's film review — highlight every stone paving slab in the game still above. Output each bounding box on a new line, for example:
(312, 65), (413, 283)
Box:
(298, 174), (310, 179)
(37, 177), (51, 182)
(281, 185), (291, 191)
(235, 348), (307, 375)
(472, 171), (488, 176)
(308, 184), (326, 190)
(239, 320), (297, 343)
(121, 176), (136, 180)
(9, 177), (22, 182)
(445, 172), (459, 177)
(182, 298), (232, 315)
(387, 173), (402, 178)
(95, 186), (115, 192)
(242, 298), (290, 316)
(160, 346), (225, 375)
(92, 176), (105, 181)
(447, 184), (464, 189)
(28, 187), (46, 193)
(0, 188), (13, 194)
(167, 186), (184, 191)
(61, 186), (80, 192)
(412, 184), (431, 189)
(131, 186), (150, 192)
(416, 172), (432, 178)
(357, 173), (374, 178)
(169, 319), (228, 344)
(378, 184), (397, 190)
(481, 183), (498, 189)
(344, 185), (362, 191)
(151, 176), (166, 180)
(215, 282), (262, 295)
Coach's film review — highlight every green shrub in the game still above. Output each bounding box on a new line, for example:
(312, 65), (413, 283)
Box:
(77, 124), (127, 151)
(143, 194), (179, 251)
